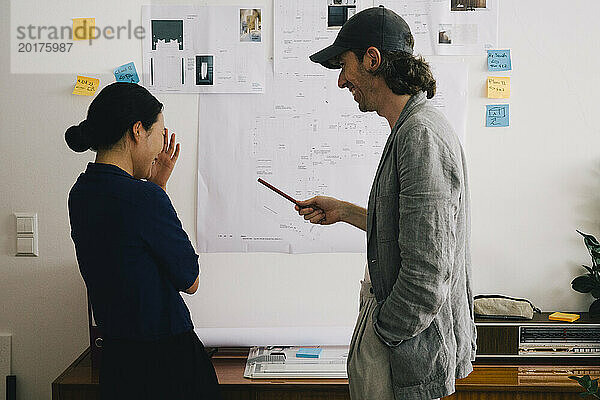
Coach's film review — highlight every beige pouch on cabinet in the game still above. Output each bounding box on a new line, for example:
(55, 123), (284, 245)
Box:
(474, 295), (541, 320)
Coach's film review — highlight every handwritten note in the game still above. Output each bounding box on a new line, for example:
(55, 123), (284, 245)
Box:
(487, 49), (512, 71)
(114, 62), (140, 83)
(72, 75), (99, 96)
(72, 18), (95, 41)
(486, 104), (509, 127)
(487, 76), (510, 99)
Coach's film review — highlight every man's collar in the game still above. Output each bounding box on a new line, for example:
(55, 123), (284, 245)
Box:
(391, 91), (427, 132)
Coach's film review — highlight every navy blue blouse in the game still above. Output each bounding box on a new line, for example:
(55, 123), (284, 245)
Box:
(68, 162), (198, 341)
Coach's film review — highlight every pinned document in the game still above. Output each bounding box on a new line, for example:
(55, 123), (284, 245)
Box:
(72, 75), (99, 96)
(488, 50), (512, 71)
(114, 62), (140, 83)
(487, 77), (510, 99)
(486, 104), (509, 127)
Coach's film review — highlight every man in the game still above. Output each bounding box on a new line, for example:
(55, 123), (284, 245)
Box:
(295, 6), (476, 400)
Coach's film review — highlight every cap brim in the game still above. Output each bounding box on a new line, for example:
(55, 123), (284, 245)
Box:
(309, 44), (348, 69)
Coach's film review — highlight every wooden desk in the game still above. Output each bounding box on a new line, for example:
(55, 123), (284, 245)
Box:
(53, 348), (599, 400)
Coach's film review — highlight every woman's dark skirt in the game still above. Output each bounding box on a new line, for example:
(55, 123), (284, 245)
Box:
(100, 330), (221, 399)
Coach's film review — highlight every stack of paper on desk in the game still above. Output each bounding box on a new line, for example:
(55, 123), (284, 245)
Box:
(244, 346), (348, 379)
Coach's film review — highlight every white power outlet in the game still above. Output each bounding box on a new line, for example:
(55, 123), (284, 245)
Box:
(0, 335), (12, 400)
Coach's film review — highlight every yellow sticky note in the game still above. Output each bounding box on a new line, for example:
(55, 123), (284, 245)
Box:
(487, 76), (510, 99)
(549, 312), (580, 322)
(72, 75), (99, 96)
(72, 18), (95, 41)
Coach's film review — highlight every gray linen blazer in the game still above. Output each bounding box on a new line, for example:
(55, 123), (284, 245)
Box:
(366, 91), (477, 400)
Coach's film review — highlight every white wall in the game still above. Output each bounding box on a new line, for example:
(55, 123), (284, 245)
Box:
(1, 0), (599, 399)
(467, 1), (600, 306)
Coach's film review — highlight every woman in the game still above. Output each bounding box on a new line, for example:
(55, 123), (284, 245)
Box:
(65, 82), (221, 399)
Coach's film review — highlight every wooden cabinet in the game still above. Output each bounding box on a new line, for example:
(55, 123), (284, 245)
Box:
(53, 348), (599, 400)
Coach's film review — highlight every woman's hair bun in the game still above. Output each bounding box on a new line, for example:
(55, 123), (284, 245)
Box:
(65, 120), (92, 153)
(65, 82), (163, 153)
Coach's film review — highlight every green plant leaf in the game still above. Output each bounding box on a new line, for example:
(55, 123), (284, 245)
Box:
(577, 230), (600, 268)
(572, 275), (596, 293)
(582, 265), (595, 275)
(590, 299), (600, 319)
(570, 375), (600, 397)
(577, 230), (600, 247)
(581, 375), (593, 388)
(586, 272), (600, 287)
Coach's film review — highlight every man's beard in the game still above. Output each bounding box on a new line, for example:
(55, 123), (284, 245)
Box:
(357, 97), (375, 113)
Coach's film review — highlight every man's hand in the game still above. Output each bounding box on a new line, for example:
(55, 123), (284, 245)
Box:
(295, 196), (367, 231)
(295, 196), (346, 225)
(149, 129), (180, 190)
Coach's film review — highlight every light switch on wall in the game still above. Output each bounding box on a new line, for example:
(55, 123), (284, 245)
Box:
(17, 237), (35, 254)
(16, 216), (34, 234)
(14, 213), (38, 256)
(16, 218), (26, 233)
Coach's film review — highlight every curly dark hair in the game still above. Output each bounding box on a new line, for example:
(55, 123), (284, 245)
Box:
(351, 48), (436, 99)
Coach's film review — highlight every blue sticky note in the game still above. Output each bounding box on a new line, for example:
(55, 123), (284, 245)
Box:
(296, 347), (322, 358)
(114, 62), (140, 83)
(487, 50), (512, 71)
(486, 104), (509, 127)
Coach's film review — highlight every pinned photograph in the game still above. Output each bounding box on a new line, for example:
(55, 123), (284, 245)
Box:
(439, 29), (452, 44)
(240, 9), (262, 42)
(195, 55), (214, 85)
(151, 20), (184, 50)
(451, 0), (487, 11)
(327, 0), (357, 29)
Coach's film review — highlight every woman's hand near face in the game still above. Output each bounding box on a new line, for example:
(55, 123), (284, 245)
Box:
(148, 128), (180, 190)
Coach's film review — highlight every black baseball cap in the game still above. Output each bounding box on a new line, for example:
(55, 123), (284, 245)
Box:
(310, 6), (413, 69)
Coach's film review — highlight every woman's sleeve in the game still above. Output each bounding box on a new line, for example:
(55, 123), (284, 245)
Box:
(141, 185), (199, 291)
